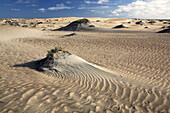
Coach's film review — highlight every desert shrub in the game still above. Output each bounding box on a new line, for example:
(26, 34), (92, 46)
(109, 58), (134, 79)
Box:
(148, 20), (156, 24)
(72, 18), (90, 24)
(65, 18), (90, 27)
(96, 20), (101, 22)
(135, 21), (143, 25)
(46, 47), (62, 59)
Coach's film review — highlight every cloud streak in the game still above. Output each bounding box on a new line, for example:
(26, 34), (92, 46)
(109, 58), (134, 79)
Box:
(27, 4), (37, 7)
(78, 6), (109, 9)
(16, 0), (31, 4)
(98, 0), (109, 4)
(16, 0), (37, 4)
(66, 1), (71, 4)
(39, 8), (45, 12)
(85, 0), (109, 4)
(11, 8), (21, 11)
(48, 4), (73, 10)
(112, 0), (170, 19)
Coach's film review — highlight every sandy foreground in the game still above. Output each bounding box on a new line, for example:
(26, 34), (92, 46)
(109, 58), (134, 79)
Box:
(0, 17), (170, 113)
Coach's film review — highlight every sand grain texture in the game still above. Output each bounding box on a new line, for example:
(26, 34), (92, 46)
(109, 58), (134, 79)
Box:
(0, 18), (170, 113)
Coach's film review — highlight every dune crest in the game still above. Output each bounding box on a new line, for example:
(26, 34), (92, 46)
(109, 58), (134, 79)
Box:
(52, 18), (97, 31)
(16, 48), (167, 112)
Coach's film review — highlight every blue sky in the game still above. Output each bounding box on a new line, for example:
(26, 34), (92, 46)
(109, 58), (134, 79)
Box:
(0, 0), (170, 19)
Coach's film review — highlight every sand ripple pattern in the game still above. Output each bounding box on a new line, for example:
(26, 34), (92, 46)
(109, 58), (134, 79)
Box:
(0, 26), (169, 113)
(0, 54), (169, 113)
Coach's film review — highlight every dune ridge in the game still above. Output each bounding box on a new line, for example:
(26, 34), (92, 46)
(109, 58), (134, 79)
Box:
(26, 50), (169, 112)
(0, 50), (169, 112)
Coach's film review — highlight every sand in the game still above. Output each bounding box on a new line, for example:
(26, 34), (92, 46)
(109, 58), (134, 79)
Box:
(0, 17), (170, 113)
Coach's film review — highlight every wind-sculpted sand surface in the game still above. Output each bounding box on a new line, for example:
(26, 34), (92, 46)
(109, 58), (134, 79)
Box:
(0, 17), (170, 113)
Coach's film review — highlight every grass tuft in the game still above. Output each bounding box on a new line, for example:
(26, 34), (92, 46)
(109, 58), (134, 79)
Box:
(46, 47), (62, 59)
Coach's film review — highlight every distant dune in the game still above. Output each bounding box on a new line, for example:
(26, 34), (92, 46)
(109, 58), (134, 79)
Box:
(52, 18), (114, 32)
(158, 28), (170, 33)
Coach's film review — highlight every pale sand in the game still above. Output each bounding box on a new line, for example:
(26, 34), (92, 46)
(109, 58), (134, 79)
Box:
(0, 18), (170, 113)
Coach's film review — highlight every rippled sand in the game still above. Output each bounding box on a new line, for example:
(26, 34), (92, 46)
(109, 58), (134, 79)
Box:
(0, 18), (170, 113)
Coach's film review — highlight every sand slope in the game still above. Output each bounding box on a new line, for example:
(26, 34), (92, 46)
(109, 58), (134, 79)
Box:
(0, 21), (170, 113)
(0, 25), (44, 41)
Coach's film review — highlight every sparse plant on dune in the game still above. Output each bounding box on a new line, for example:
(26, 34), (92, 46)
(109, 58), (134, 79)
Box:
(66, 18), (90, 27)
(72, 18), (90, 24)
(135, 21), (143, 25)
(55, 18), (92, 31)
(148, 20), (156, 24)
(46, 47), (62, 59)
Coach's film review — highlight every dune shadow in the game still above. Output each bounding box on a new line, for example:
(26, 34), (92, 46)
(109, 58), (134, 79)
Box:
(157, 28), (170, 33)
(51, 18), (154, 33)
(13, 59), (45, 72)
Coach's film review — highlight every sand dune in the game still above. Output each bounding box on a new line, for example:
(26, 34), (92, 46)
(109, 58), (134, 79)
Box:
(0, 18), (170, 113)
(1, 49), (169, 112)
(51, 18), (153, 33)
(158, 28), (170, 33)
(52, 18), (113, 32)
(112, 24), (128, 29)
(0, 25), (44, 41)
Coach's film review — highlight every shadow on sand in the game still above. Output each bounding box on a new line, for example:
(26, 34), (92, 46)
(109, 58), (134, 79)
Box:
(13, 59), (45, 72)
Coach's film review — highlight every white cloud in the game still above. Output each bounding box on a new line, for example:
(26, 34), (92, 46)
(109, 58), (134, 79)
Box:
(85, 0), (97, 4)
(66, 1), (71, 4)
(11, 8), (21, 11)
(48, 4), (72, 10)
(78, 6), (109, 9)
(98, 0), (109, 4)
(85, 0), (109, 4)
(27, 4), (37, 7)
(90, 10), (106, 14)
(112, 0), (170, 19)
(39, 8), (46, 12)
(16, 0), (31, 4)
(16, 0), (37, 4)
